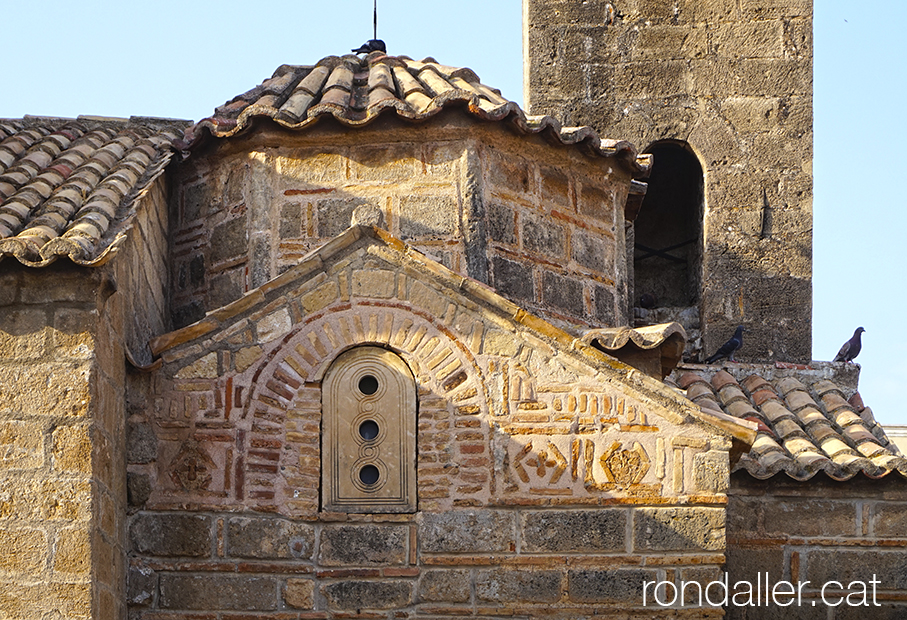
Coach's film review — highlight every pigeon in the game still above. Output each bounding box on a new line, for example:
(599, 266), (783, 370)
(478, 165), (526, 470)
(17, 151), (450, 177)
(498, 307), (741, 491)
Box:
(352, 39), (386, 54)
(705, 326), (745, 364)
(834, 327), (865, 363)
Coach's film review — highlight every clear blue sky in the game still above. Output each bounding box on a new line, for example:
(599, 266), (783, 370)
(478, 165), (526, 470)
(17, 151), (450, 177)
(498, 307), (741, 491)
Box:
(3, 1), (903, 424)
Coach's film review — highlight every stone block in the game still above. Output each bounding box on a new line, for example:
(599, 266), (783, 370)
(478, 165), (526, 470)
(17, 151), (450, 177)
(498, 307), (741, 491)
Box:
(0, 478), (90, 522)
(352, 269), (396, 299)
(711, 21), (786, 60)
(593, 284), (615, 324)
(542, 270), (584, 316)
(420, 510), (515, 553)
(539, 165), (571, 208)
(53, 527), (91, 575)
(491, 256), (533, 302)
(485, 150), (532, 197)
(284, 578), (315, 609)
(572, 229), (609, 273)
(408, 280), (448, 317)
(280, 202), (303, 239)
(872, 503), (907, 538)
(693, 450), (729, 493)
(400, 195), (459, 238)
(0, 527), (46, 574)
(209, 269), (243, 309)
(633, 507), (724, 552)
(317, 197), (370, 238)
(475, 569), (563, 603)
(568, 568), (657, 603)
(182, 183), (210, 223)
(418, 569), (471, 603)
(127, 565), (156, 607)
(129, 513), (212, 557)
(51, 307), (95, 360)
(318, 524), (407, 566)
(725, 545), (785, 586)
(761, 499), (856, 537)
(348, 144), (418, 181)
(805, 550), (907, 590)
(159, 574), (279, 610)
(0, 420), (43, 470)
(256, 308), (292, 344)
(323, 580), (413, 610)
(487, 203), (517, 245)
(52, 424), (92, 473)
(235, 345), (263, 372)
(225, 515), (314, 559)
(126, 422), (157, 464)
(174, 351), (218, 379)
(0, 308), (49, 360)
(210, 216), (248, 264)
(577, 183), (615, 224)
(250, 234), (272, 288)
(521, 213), (565, 258)
(127, 472), (152, 507)
(521, 509), (627, 553)
(301, 281), (340, 313)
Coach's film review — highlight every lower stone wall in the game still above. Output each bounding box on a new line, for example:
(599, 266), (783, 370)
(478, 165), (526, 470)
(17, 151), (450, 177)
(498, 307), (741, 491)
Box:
(727, 472), (907, 619)
(126, 506), (726, 618)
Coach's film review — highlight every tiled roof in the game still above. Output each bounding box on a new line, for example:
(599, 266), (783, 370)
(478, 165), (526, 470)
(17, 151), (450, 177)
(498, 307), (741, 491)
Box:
(0, 117), (185, 267)
(183, 52), (651, 175)
(672, 365), (907, 481)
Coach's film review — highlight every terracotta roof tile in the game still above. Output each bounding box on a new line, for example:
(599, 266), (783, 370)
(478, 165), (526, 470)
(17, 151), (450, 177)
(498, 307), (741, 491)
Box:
(0, 117), (186, 267)
(672, 363), (907, 481)
(183, 52), (651, 175)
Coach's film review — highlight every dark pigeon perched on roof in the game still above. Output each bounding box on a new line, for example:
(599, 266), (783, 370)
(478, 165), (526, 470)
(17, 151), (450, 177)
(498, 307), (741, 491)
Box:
(834, 327), (865, 363)
(705, 326), (745, 364)
(352, 39), (386, 54)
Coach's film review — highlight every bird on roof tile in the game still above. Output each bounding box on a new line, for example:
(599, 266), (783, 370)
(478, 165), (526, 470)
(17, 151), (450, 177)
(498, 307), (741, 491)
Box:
(834, 327), (865, 363)
(352, 39), (386, 54)
(705, 326), (745, 364)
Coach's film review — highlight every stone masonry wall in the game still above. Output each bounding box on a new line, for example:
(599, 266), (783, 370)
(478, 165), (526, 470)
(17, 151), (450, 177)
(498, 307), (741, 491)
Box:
(170, 115), (633, 332)
(728, 473), (907, 619)
(525, 0), (813, 362)
(126, 227), (736, 617)
(0, 175), (170, 620)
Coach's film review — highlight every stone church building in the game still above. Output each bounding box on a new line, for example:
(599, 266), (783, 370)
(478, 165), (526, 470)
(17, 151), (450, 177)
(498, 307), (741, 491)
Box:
(1, 1), (905, 619)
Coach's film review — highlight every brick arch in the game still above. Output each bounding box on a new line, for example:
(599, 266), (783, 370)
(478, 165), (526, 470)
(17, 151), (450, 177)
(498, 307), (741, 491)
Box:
(238, 301), (492, 516)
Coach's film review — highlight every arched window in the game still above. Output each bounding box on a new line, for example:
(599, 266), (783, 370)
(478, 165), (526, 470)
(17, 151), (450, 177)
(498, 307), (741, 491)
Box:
(322, 346), (416, 513)
(633, 141), (703, 309)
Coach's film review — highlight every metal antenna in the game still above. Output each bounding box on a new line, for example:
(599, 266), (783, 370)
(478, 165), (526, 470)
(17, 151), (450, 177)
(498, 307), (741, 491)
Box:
(373, 0), (378, 41)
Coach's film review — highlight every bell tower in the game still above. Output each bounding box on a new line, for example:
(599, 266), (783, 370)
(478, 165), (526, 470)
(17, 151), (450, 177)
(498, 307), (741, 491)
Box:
(524, 0), (813, 363)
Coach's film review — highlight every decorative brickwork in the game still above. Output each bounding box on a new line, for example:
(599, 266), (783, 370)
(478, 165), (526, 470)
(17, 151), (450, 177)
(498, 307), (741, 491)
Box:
(125, 226), (751, 617)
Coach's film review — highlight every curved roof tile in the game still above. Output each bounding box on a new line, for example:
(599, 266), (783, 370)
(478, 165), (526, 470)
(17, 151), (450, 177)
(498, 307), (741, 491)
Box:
(183, 52), (651, 175)
(673, 366), (907, 481)
(0, 117), (185, 267)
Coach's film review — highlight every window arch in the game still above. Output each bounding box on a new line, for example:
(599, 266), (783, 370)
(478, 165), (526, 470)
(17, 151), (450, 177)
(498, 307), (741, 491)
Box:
(633, 141), (704, 309)
(322, 346), (417, 513)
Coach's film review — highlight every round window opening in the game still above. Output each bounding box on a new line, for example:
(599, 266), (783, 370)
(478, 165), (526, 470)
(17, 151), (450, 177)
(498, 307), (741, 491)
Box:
(359, 464), (380, 486)
(358, 375), (379, 395)
(359, 420), (380, 441)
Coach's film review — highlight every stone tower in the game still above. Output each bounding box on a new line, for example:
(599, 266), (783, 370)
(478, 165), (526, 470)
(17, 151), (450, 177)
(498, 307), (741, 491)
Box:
(524, 0), (813, 363)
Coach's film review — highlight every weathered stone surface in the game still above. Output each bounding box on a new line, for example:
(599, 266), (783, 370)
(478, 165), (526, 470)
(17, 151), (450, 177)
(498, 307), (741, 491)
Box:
(129, 513), (212, 557)
(521, 214), (565, 258)
(127, 472), (152, 507)
(418, 569), (471, 603)
(352, 269), (396, 299)
(420, 510), (515, 553)
(475, 569), (562, 603)
(323, 580), (412, 610)
(542, 270), (584, 316)
(568, 568), (657, 603)
(210, 216), (247, 264)
(127, 565), (156, 606)
(761, 499), (856, 537)
(806, 550), (907, 590)
(225, 516), (314, 559)
(51, 424), (91, 473)
(284, 578), (315, 609)
(126, 422), (157, 464)
(872, 503), (907, 538)
(256, 308), (292, 344)
(0, 527), (46, 573)
(634, 507), (724, 552)
(400, 195), (459, 238)
(693, 450), (729, 493)
(319, 524), (407, 566)
(0, 420), (43, 470)
(491, 256), (533, 302)
(53, 527), (91, 575)
(159, 574), (278, 610)
(521, 509), (627, 553)
(301, 281), (339, 313)
(487, 203), (517, 245)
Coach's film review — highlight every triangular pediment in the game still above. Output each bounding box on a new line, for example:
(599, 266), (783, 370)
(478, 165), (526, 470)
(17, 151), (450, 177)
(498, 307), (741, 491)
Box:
(148, 225), (754, 515)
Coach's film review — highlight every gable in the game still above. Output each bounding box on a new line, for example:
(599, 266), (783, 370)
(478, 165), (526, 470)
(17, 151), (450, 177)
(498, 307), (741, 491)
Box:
(145, 225), (755, 517)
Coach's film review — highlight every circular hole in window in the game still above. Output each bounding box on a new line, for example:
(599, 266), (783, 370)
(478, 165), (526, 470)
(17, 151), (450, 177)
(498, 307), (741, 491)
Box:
(358, 375), (379, 395)
(358, 419), (380, 441)
(359, 464), (380, 486)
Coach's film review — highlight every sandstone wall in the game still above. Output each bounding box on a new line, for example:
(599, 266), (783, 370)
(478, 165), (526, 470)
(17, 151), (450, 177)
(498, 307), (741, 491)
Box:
(525, 0), (813, 362)
(170, 116), (633, 332)
(728, 473), (907, 618)
(126, 227), (735, 618)
(0, 174), (170, 620)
